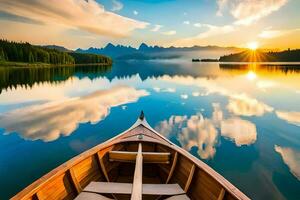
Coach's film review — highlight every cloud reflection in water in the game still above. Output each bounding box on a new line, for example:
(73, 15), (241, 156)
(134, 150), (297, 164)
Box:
(227, 94), (273, 116)
(0, 86), (149, 142)
(156, 103), (257, 159)
(275, 111), (300, 127)
(221, 118), (257, 146)
(275, 145), (300, 180)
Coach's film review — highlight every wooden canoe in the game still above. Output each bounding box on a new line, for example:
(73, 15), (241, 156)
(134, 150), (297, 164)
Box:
(11, 112), (250, 200)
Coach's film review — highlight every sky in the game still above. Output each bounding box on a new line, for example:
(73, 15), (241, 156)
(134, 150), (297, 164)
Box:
(0, 0), (299, 50)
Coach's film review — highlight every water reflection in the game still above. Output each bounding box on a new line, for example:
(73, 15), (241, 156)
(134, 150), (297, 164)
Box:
(275, 111), (300, 127)
(0, 65), (111, 94)
(156, 103), (257, 159)
(1, 61), (300, 200)
(156, 113), (218, 159)
(0, 86), (148, 141)
(219, 63), (300, 74)
(227, 94), (273, 116)
(275, 145), (300, 180)
(221, 118), (257, 146)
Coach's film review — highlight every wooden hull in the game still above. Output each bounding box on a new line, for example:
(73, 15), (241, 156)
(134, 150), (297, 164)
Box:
(11, 115), (250, 200)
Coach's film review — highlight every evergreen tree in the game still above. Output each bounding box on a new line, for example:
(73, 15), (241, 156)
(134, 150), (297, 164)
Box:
(0, 48), (6, 61)
(0, 39), (112, 65)
(29, 52), (35, 63)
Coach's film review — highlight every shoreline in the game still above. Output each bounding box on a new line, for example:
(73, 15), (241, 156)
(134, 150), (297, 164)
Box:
(0, 61), (112, 68)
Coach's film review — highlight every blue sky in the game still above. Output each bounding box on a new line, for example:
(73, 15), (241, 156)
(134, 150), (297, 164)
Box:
(0, 0), (299, 49)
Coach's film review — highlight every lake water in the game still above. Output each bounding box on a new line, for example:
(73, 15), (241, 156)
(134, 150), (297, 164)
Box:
(0, 61), (300, 200)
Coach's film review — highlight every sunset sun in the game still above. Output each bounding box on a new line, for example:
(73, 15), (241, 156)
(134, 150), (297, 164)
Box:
(247, 42), (259, 50)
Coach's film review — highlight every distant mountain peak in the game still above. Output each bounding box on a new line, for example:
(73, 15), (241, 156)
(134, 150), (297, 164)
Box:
(75, 43), (242, 60)
(105, 43), (115, 49)
(139, 43), (149, 50)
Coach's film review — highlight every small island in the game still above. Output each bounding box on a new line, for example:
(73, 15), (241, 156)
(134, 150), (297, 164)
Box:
(219, 49), (300, 62)
(200, 58), (219, 62)
(192, 58), (200, 62)
(0, 39), (112, 67)
(192, 58), (219, 62)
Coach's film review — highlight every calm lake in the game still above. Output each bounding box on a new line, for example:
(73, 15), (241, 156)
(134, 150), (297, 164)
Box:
(0, 60), (300, 200)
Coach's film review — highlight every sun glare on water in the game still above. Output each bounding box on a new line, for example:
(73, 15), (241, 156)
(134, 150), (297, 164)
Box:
(246, 71), (257, 80)
(247, 42), (259, 50)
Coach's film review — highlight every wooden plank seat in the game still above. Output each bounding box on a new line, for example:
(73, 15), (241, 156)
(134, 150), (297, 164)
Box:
(75, 192), (190, 200)
(165, 194), (190, 200)
(84, 182), (132, 194)
(78, 144), (186, 199)
(82, 182), (186, 195)
(109, 151), (170, 164)
(74, 192), (113, 200)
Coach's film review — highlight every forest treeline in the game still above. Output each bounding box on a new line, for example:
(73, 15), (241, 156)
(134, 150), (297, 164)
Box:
(219, 49), (300, 62)
(0, 39), (112, 65)
(0, 65), (112, 93)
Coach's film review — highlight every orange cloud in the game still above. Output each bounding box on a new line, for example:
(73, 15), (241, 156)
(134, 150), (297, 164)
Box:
(0, 0), (148, 38)
(217, 0), (288, 25)
(276, 111), (300, 126)
(221, 118), (257, 146)
(275, 145), (300, 180)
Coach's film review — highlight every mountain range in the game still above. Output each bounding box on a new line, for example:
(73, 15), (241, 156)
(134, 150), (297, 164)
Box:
(41, 43), (243, 60)
(75, 43), (242, 60)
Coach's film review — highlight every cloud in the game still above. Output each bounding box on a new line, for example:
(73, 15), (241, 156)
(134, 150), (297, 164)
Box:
(174, 24), (235, 46)
(0, 11), (43, 25)
(192, 92), (200, 97)
(221, 118), (257, 146)
(0, 0), (148, 38)
(156, 103), (257, 159)
(162, 30), (176, 35)
(153, 87), (176, 93)
(276, 111), (300, 126)
(181, 115), (218, 159)
(159, 74), (275, 119)
(151, 24), (163, 32)
(180, 94), (188, 99)
(194, 24), (235, 38)
(259, 28), (300, 39)
(156, 113), (218, 159)
(165, 88), (176, 93)
(256, 80), (277, 90)
(133, 10), (138, 15)
(193, 23), (202, 27)
(216, 0), (228, 16)
(227, 94), (274, 116)
(217, 0), (288, 25)
(0, 86), (149, 142)
(212, 103), (223, 125)
(183, 21), (190, 25)
(111, 0), (123, 11)
(275, 145), (300, 181)
(159, 75), (272, 112)
(153, 87), (161, 92)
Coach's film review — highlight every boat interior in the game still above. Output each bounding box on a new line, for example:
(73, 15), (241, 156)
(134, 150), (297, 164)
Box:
(12, 115), (249, 200)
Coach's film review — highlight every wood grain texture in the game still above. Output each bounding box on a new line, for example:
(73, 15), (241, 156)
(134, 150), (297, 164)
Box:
(218, 188), (226, 200)
(36, 173), (75, 200)
(12, 117), (250, 200)
(131, 143), (143, 200)
(166, 152), (178, 184)
(97, 152), (110, 182)
(184, 164), (195, 192)
(109, 151), (170, 163)
(69, 168), (82, 194)
(72, 156), (102, 189)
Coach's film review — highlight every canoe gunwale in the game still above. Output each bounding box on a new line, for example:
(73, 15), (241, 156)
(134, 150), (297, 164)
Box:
(11, 117), (250, 200)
